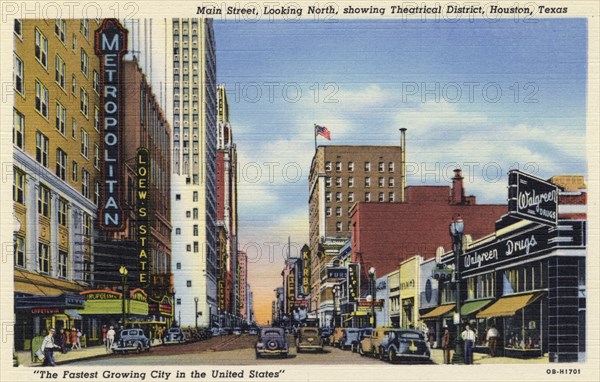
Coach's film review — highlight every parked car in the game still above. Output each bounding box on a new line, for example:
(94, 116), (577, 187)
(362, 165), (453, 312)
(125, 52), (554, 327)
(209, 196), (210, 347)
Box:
(211, 327), (225, 336)
(353, 328), (373, 353)
(164, 327), (187, 344)
(380, 329), (431, 363)
(113, 329), (151, 353)
(339, 328), (361, 350)
(320, 327), (332, 344)
(255, 327), (289, 358)
(232, 327), (242, 335)
(328, 327), (345, 348)
(296, 327), (323, 353)
(359, 327), (393, 358)
(248, 327), (258, 335)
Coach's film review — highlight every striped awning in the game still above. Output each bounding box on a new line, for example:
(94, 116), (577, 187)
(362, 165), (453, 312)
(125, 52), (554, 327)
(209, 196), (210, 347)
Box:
(477, 293), (544, 318)
(420, 304), (455, 319)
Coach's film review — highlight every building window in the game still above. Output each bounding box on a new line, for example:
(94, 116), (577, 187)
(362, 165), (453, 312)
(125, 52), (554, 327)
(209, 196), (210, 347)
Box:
(336, 207), (342, 217)
(365, 192), (371, 202)
(325, 177), (331, 187)
(83, 213), (91, 236)
(55, 19), (66, 43)
(15, 237), (25, 268)
(38, 242), (50, 274)
(186, 245), (191, 252)
(14, 19), (22, 37)
(93, 70), (100, 94)
(193, 225), (198, 236)
(56, 148), (67, 181)
(336, 192), (342, 202)
(38, 185), (50, 217)
(365, 177), (371, 187)
(379, 162), (385, 172)
(176, 263), (181, 270)
(80, 48), (89, 77)
(379, 177), (384, 187)
(80, 88), (89, 116)
(176, 194), (181, 201)
(56, 102), (66, 135)
(35, 81), (49, 118)
(94, 144), (99, 169)
(72, 32), (77, 50)
(14, 54), (24, 94)
(82, 169), (90, 198)
(58, 250), (68, 278)
(81, 129), (89, 157)
(389, 162), (395, 172)
(55, 55), (66, 89)
(36, 131), (49, 167)
(379, 192), (385, 202)
(389, 178), (395, 187)
(175, 228), (181, 235)
(35, 28), (48, 68)
(325, 192), (332, 202)
(325, 207), (332, 217)
(336, 222), (342, 232)
(348, 162), (354, 172)
(336, 162), (342, 171)
(193, 208), (198, 219)
(13, 168), (24, 204)
(364, 162), (371, 172)
(176, 299), (181, 305)
(80, 19), (89, 39)
(336, 177), (342, 187)
(94, 181), (100, 206)
(187, 280), (192, 287)
(348, 192), (354, 203)
(193, 242), (199, 253)
(348, 177), (354, 187)
(94, 106), (100, 131)
(325, 161), (332, 171)
(13, 109), (24, 149)
(71, 74), (77, 96)
(72, 161), (78, 182)
(389, 192), (395, 202)
(186, 211), (191, 218)
(193, 191), (198, 202)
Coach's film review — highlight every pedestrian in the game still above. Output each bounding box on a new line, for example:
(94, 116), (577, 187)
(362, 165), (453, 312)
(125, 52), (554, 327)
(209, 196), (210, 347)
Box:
(102, 325), (108, 346)
(428, 325), (436, 348)
(106, 326), (116, 351)
(486, 325), (499, 357)
(441, 326), (451, 365)
(41, 328), (60, 366)
(76, 329), (83, 349)
(65, 329), (71, 351)
(461, 324), (476, 364)
(58, 329), (67, 354)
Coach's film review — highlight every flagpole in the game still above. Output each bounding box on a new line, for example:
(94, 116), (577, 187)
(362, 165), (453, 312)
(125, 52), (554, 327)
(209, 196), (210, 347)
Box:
(314, 124), (317, 152)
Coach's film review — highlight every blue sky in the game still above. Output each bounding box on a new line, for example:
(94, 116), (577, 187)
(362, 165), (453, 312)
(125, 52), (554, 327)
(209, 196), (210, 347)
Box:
(214, 19), (587, 322)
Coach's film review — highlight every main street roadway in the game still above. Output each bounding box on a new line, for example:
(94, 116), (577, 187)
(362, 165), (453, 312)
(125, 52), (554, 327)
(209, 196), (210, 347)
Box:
(74, 334), (384, 365)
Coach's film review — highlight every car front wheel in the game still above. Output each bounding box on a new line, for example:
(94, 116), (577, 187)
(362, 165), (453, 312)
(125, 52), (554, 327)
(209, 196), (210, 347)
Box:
(359, 346), (365, 356)
(388, 349), (396, 364)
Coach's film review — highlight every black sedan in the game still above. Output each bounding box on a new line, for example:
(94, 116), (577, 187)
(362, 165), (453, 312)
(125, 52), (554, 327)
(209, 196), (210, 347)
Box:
(381, 329), (431, 363)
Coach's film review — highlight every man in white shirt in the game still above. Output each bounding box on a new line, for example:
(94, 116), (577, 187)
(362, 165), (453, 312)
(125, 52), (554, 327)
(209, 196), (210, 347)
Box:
(461, 324), (476, 364)
(486, 325), (499, 357)
(40, 328), (59, 366)
(106, 326), (116, 351)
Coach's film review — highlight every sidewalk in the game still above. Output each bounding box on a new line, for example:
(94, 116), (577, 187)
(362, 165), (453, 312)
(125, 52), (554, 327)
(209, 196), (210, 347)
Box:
(16, 339), (166, 367)
(430, 348), (549, 365)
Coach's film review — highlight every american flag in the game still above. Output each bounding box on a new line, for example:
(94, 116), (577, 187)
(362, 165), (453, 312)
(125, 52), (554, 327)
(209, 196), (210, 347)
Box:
(315, 125), (331, 140)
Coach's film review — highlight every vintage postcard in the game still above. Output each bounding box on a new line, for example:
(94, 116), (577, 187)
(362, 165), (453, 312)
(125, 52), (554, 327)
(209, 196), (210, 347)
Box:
(1, 1), (598, 381)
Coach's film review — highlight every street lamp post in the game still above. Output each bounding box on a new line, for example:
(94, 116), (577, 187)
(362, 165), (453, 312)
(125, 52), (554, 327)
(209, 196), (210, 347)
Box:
(449, 215), (465, 365)
(119, 265), (128, 330)
(369, 267), (376, 328)
(194, 297), (199, 329)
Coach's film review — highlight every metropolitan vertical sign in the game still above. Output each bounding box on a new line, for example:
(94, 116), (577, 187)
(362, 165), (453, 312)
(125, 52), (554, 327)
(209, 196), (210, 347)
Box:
(508, 170), (559, 226)
(95, 19), (128, 230)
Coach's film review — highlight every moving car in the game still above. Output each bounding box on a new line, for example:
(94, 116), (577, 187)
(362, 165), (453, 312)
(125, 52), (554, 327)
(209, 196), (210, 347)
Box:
(359, 327), (393, 358)
(164, 327), (187, 344)
(381, 329), (431, 363)
(339, 328), (361, 350)
(255, 327), (289, 358)
(113, 329), (151, 353)
(296, 327), (323, 353)
(352, 328), (373, 353)
(328, 327), (345, 348)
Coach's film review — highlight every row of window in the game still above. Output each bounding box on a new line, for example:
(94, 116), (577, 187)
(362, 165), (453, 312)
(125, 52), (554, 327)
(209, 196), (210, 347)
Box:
(174, 225), (200, 236)
(325, 191), (397, 203)
(14, 238), (69, 278)
(334, 221), (351, 232)
(325, 161), (396, 173)
(325, 176), (395, 188)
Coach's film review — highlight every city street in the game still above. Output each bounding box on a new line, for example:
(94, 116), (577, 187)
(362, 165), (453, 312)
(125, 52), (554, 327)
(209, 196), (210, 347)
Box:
(72, 334), (383, 366)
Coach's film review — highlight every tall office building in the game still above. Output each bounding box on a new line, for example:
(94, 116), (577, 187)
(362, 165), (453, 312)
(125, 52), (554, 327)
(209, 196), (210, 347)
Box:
(12, 19), (102, 349)
(307, 146), (403, 317)
(169, 18), (218, 327)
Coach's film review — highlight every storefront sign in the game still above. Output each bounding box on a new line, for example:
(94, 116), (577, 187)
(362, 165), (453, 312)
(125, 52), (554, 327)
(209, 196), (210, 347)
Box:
(327, 267), (347, 280)
(31, 307), (60, 314)
(400, 279), (415, 290)
(81, 290), (121, 300)
(95, 19), (127, 230)
(348, 263), (360, 303)
(508, 170), (558, 226)
(137, 147), (151, 285)
(287, 272), (296, 313)
(358, 300), (384, 307)
(293, 299), (308, 308)
(302, 248), (311, 295)
(462, 225), (552, 271)
(130, 288), (148, 302)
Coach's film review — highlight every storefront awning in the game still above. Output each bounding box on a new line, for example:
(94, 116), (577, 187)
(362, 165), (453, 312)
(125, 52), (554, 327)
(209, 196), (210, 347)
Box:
(443, 299), (494, 317)
(65, 309), (82, 319)
(477, 292), (544, 319)
(420, 304), (455, 319)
